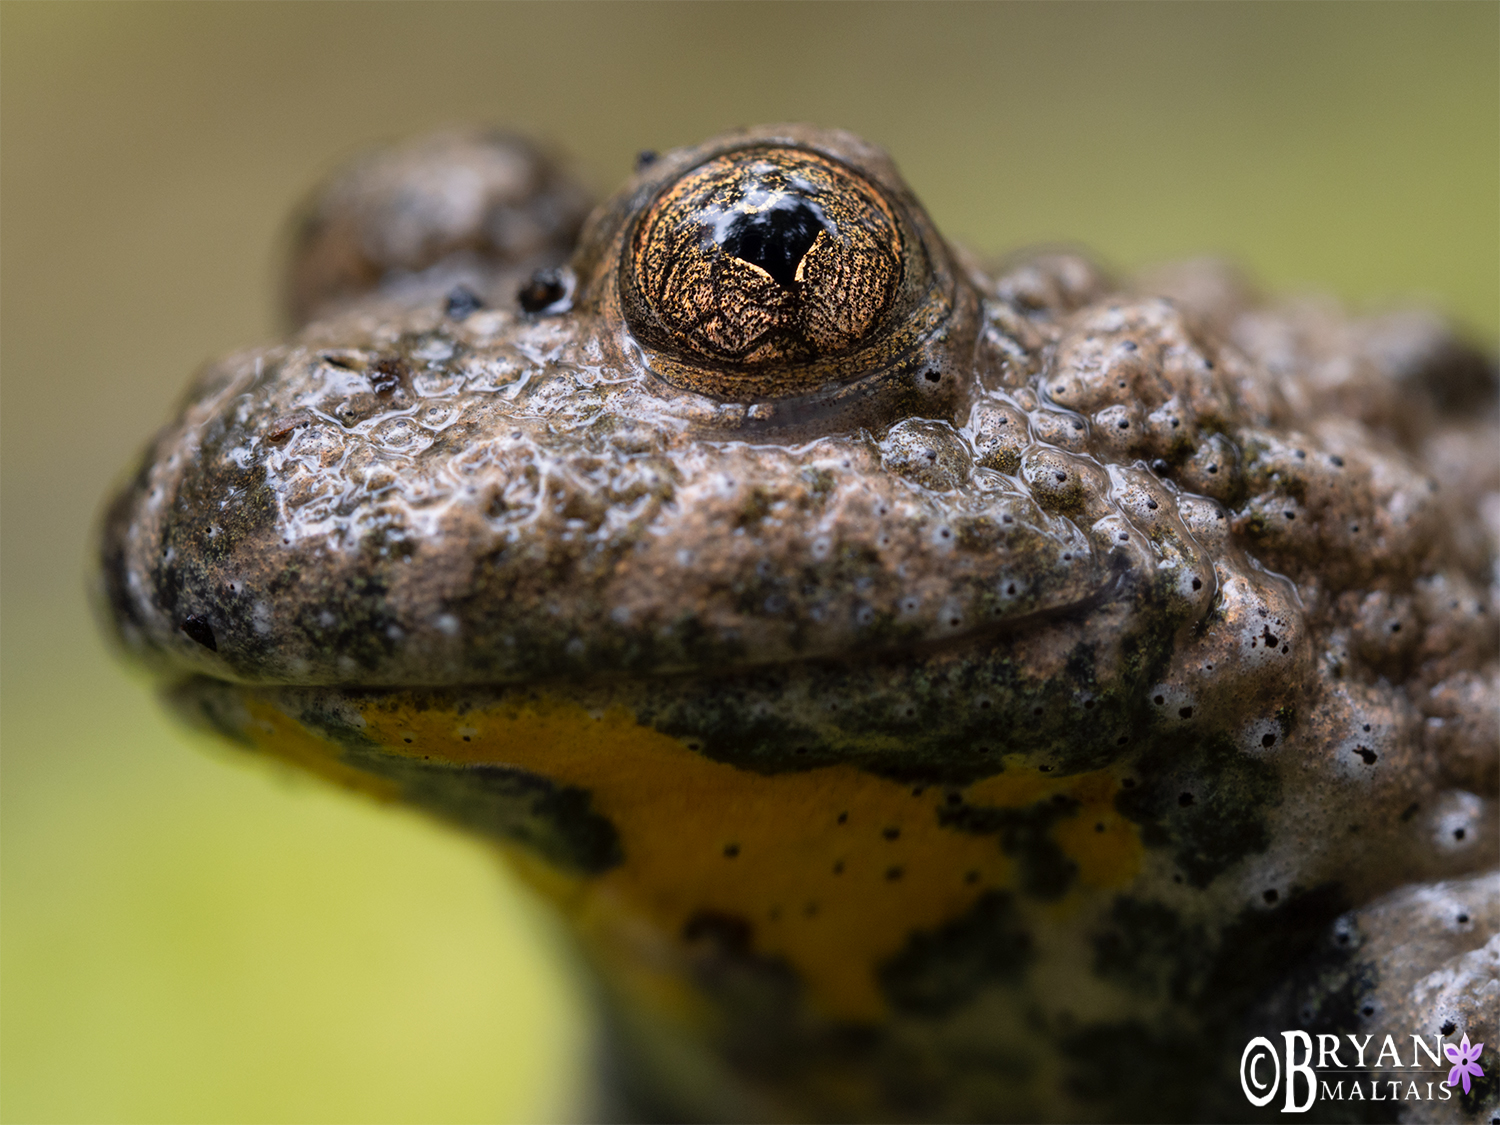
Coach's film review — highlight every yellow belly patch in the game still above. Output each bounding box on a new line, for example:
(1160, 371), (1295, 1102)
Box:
(242, 690), (1143, 1021)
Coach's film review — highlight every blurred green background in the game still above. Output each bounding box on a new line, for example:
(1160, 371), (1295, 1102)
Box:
(2, 3), (1495, 1121)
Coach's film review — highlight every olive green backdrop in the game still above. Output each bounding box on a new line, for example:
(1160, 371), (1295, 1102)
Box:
(2, 3), (1495, 1121)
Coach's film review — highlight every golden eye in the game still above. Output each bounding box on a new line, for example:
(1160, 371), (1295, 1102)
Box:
(621, 147), (929, 401)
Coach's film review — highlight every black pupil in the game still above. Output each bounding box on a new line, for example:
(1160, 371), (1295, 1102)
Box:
(717, 197), (826, 289)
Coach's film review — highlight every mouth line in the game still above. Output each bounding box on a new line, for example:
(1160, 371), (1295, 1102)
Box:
(176, 575), (1133, 697)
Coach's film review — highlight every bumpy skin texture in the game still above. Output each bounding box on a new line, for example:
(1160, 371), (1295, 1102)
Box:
(98, 126), (1498, 1123)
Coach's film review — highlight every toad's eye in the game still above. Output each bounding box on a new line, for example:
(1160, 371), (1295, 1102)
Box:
(621, 147), (921, 400)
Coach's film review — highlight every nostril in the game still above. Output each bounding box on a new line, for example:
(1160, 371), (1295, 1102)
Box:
(518, 269), (568, 313)
(444, 285), (484, 320)
(180, 616), (217, 652)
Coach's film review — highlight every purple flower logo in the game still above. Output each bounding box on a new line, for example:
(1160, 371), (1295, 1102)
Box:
(1444, 1033), (1485, 1095)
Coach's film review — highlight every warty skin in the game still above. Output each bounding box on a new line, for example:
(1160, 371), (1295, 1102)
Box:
(99, 126), (1498, 1123)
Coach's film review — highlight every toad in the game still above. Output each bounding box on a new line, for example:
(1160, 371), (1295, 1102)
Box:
(98, 126), (1498, 1122)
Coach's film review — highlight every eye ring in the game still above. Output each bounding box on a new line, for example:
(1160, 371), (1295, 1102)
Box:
(618, 145), (942, 403)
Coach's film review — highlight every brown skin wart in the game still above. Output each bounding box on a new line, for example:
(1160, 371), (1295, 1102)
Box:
(99, 125), (1497, 1122)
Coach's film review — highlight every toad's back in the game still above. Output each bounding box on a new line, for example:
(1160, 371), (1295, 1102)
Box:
(99, 126), (1499, 1122)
